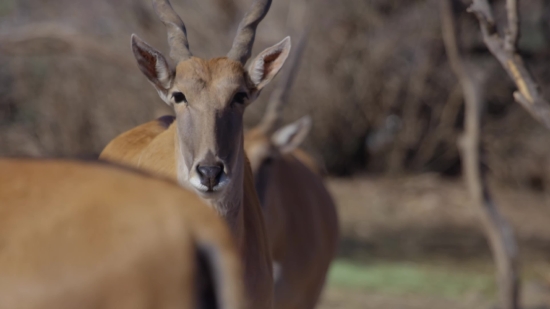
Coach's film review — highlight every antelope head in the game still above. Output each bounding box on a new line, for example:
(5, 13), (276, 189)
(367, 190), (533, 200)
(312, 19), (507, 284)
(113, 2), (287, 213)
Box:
(132, 0), (290, 203)
(245, 116), (312, 204)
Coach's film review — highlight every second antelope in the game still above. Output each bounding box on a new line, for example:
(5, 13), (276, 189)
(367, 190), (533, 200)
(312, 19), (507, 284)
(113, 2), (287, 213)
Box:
(245, 117), (339, 309)
(100, 0), (290, 307)
(244, 29), (339, 309)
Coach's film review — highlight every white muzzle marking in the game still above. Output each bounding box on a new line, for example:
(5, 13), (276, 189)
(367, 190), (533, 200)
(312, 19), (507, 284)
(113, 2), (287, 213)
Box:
(189, 174), (230, 194)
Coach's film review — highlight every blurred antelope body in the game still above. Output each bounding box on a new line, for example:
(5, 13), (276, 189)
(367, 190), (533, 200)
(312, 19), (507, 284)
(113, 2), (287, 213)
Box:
(0, 158), (244, 309)
(243, 27), (339, 309)
(100, 0), (292, 307)
(245, 117), (339, 309)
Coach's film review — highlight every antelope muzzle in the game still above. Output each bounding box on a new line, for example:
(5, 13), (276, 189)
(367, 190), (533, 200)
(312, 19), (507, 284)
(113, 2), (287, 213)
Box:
(196, 163), (224, 191)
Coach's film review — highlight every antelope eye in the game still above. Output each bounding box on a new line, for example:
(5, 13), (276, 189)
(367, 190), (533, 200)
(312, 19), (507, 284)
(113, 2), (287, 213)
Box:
(172, 92), (187, 104)
(232, 92), (248, 105)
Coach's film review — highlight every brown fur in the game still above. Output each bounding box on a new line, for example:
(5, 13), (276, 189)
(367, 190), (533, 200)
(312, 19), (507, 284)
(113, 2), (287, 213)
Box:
(102, 119), (179, 180)
(104, 27), (290, 308)
(100, 119), (274, 309)
(0, 158), (245, 309)
(101, 118), (176, 171)
(244, 127), (340, 309)
(290, 148), (325, 176)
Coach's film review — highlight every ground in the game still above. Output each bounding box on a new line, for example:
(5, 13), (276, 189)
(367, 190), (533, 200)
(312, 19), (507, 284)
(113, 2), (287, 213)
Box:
(317, 174), (550, 309)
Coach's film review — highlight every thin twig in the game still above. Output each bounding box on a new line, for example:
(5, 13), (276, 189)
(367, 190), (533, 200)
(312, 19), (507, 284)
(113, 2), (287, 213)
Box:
(505, 0), (519, 52)
(469, 0), (550, 129)
(440, 2), (520, 309)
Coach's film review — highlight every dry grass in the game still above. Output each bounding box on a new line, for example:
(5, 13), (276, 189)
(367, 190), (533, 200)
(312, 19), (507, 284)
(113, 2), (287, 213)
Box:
(322, 174), (550, 309)
(2, 0), (550, 185)
(328, 173), (550, 261)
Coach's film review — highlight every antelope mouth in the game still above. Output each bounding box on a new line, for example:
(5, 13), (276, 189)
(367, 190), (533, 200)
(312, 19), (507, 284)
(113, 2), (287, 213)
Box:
(190, 174), (230, 195)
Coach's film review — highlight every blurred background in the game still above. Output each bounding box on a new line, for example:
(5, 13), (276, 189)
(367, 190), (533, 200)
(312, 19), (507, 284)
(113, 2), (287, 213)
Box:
(2, 0), (550, 308)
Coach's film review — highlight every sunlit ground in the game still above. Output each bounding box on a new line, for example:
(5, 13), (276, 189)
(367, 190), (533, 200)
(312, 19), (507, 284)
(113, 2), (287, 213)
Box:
(327, 260), (493, 299)
(319, 259), (494, 309)
(317, 175), (550, 309)
(320, 258), (550, 309)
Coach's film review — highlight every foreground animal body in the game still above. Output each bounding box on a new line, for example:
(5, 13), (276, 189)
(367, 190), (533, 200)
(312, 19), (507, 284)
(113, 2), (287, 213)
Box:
(0, 158), (244, 309)
(245, 117), (340, 309)
(100, 0), (291, 307)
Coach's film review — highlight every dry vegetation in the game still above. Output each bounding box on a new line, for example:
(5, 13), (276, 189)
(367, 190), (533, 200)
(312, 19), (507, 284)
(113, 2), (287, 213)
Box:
(3, 1), (550, 308)
(1, 0), (550, 186)
(322, 174), (550, 309)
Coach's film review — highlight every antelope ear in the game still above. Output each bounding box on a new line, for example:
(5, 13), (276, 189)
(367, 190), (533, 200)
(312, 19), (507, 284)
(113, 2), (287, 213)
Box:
(248, 37), (291, 91)
(131, 34), (174, 102)
(272, 116), (311, 154)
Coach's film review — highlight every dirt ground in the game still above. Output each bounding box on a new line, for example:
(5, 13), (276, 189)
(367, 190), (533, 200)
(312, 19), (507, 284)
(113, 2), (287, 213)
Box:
(316, 174), (550, 309)
(319, 288), (489, 309)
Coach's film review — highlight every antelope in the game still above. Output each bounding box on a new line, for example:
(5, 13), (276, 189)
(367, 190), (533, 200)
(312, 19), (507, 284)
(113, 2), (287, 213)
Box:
(100, 0), (291, 307)
(243, 29), (339, 309)
(244, 117), (339, 309)
(0, 158), (245, 309)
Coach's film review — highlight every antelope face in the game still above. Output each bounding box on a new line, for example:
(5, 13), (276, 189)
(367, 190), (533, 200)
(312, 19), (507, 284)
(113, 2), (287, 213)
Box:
(131, 36), (290, 198)
(129, 0), (290, 200)
(169, 57), (249, 195)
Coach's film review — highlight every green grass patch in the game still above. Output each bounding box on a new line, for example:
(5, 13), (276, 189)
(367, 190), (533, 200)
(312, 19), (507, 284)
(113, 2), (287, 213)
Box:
(327, 259), (495, 299)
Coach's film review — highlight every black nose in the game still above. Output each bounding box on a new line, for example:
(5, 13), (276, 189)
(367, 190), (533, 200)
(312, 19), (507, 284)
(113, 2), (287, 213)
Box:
(197, 164), (223, 191)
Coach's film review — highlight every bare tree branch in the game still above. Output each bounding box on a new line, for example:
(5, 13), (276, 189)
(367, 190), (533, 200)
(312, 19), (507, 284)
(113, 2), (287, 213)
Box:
(0, 23), (135, 71)
(505, 0), (519, 51)
(469, 0), (550, 129)
(440, 2), (520, 309)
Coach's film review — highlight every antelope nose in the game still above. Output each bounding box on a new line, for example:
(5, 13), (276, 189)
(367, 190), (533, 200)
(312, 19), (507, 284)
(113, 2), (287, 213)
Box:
(196, 164), (223, 191)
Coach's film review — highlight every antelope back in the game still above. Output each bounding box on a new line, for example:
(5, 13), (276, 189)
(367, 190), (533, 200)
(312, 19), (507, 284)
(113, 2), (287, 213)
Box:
(0, 159), (245, 309)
